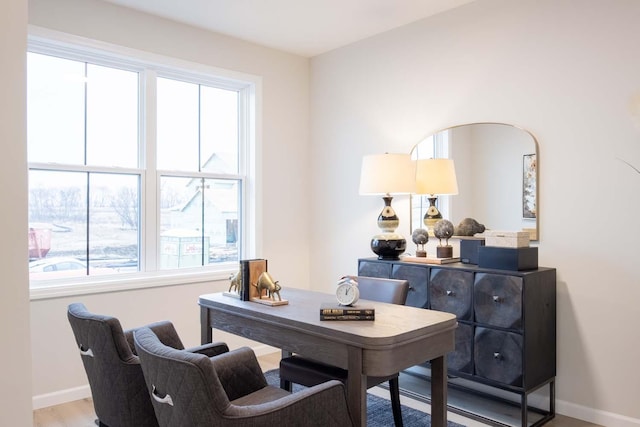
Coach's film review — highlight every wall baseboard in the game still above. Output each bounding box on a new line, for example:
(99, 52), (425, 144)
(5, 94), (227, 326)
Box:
(33, 385), (91, 410)
(556, 399), (640, 427)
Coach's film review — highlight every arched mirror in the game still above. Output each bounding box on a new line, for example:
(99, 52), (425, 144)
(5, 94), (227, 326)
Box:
(410, 123), (539, 241)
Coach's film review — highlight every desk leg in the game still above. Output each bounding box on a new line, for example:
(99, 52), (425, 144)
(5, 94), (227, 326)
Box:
(430, 355), (448, 427)
(200, 306), (212, 344)
(346, 345), (366, 426)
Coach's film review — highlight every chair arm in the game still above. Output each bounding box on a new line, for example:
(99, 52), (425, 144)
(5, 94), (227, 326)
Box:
(185, 342), (229, 357)
(210, 347), (267, 401)
(226, 380), (354, 426)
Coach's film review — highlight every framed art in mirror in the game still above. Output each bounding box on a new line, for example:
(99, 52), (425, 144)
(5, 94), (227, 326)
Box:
(523, 153), (536, 219)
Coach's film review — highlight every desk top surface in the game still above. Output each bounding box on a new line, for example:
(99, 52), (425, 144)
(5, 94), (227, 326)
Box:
(199, 288), (457, 349)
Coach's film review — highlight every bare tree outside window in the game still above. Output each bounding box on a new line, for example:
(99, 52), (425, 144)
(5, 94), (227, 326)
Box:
(111, 187), (138, 229)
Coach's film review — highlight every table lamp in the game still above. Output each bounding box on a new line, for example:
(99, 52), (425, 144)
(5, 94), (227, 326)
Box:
(359, 153), (416, 260)
(415, 158), (459, 230)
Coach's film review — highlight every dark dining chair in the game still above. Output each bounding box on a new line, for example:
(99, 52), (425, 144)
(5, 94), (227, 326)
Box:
(279, 276), (410, 427)
(67, 302), (229, 427)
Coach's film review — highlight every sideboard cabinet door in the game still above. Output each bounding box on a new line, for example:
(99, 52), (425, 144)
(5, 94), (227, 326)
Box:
(474, 273), (523, 329)
(449, 322), (473, 374)
(474, 327), (523, 386)
(358, 260), (392, 278)
(392, 263), (429, 308)
(430, 269), (474, 321)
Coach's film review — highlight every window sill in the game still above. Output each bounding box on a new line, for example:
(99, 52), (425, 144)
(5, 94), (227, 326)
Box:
(29, 267), (235, 301)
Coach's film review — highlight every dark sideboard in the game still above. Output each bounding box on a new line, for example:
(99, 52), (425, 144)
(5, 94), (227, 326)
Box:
(358, 257), (557, 427)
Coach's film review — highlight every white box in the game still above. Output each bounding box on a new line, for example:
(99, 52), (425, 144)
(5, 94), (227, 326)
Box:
(484, 230), (530, 248)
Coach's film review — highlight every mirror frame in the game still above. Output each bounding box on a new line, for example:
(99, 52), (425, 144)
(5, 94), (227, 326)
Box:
(410, 122), (540, 241)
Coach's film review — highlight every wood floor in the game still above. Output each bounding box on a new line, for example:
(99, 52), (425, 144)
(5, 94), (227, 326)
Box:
(33, 352), (601, 427)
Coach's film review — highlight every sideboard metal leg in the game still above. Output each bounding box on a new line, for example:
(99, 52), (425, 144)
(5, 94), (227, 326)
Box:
(521, 392), (528, 427)
(550, 380), (556, 416)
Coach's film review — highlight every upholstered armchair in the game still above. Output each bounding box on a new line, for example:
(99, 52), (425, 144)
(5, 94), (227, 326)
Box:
(279, 276), (410, 427)
(133, 326), (355, 427)
(67, 302), (229, 427)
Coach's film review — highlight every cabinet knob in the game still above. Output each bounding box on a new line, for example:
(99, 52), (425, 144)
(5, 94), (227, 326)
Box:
(493, 352), (502, 360)
(446, 290), (455, 296)
(492, 295), (502, 303)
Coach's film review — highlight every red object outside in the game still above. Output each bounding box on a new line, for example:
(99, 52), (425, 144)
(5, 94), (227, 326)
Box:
(28, 227), (51, 259)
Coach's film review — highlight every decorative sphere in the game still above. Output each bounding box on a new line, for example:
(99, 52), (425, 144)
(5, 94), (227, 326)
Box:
(411, 228), (429, 245)
(433, 219), (455, 240)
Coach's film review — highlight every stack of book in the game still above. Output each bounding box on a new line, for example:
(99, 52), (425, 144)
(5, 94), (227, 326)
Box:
(319, 303), (375, 321)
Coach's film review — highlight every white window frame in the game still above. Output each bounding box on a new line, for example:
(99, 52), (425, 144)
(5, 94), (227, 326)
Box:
(27, 26), (262, 300)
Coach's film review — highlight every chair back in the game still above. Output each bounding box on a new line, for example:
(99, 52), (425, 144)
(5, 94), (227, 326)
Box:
(67, 303), (159, 427)
(356, 276), (410, 305)
(134, 327), (228, 427)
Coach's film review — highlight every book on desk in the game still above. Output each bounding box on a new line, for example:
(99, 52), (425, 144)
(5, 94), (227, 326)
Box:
(240, 258), (267, 301)
(319, 303), (375, 321)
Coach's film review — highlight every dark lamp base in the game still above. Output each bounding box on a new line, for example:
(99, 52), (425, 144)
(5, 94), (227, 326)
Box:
(436, 245), (453, 258)
(371, 234), (406, 260)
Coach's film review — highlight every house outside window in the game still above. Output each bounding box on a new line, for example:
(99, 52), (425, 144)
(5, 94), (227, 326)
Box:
(26, 33), (256, 291)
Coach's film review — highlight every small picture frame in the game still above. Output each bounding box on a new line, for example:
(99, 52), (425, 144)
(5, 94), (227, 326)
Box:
(523, 154), (536, 219)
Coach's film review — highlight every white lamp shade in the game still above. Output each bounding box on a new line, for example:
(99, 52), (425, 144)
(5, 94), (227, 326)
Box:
(359, 153), (417, 195)
(415, 158), (459, 195)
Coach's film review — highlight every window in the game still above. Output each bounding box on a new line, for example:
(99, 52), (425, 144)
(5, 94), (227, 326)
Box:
(27, 35), (255, 289)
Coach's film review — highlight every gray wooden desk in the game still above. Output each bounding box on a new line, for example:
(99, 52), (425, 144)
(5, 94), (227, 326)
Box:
(199, 288), (457, 427)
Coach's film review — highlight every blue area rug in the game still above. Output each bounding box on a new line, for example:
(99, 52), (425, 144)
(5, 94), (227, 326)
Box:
(264, 369), (465, 427)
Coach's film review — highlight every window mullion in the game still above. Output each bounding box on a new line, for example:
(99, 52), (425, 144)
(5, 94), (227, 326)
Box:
(83, 64), (90, 272)
(238, 85), (255, 258)
(198, 84), (202, 172)
(143, 69), (158, 271)
(198, 86), (205, 265)
(85, 172), (90, 274)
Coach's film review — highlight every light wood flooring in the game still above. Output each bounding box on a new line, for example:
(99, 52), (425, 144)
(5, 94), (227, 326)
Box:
(33, 352), (602, 427)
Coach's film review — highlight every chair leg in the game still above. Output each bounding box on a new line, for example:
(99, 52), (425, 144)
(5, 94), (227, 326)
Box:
(389, 378), (404, 427)
(280, 378), (293, 392)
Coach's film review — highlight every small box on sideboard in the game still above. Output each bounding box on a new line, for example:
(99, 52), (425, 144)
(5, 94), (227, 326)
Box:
(460, 238), (485, 265)
(478, 246), (538, 270)
(484, 230), (530, 248)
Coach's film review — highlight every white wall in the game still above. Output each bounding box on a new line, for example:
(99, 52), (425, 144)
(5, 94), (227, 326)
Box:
(309, 0), (640, 426)
(0, 0), (32, 425)
(27, 0), (311, 407)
